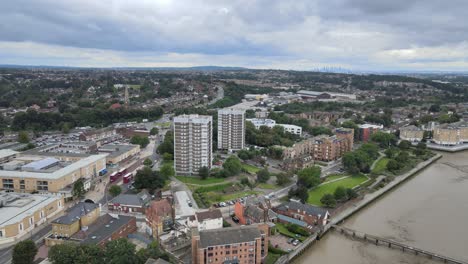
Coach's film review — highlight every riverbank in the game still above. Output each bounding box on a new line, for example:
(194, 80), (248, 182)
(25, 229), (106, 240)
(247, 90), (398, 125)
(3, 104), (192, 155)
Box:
(275, 153), (442, 264)
(426, 143), (468, 152)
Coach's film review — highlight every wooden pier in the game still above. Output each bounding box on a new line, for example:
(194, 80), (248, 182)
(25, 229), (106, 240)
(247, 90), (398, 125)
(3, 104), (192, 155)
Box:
(332, 225), (468, 264)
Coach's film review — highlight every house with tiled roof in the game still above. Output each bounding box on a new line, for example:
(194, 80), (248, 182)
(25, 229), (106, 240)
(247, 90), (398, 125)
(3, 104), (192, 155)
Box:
(274, 201), (330, 227)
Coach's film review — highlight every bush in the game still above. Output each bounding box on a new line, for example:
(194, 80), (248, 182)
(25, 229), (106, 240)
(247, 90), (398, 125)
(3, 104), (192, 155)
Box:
(286, 223), (309, 236)
(321, 194), (337, 208)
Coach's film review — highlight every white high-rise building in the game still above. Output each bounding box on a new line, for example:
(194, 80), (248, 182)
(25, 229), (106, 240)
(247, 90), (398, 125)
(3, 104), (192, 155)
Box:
(173, 115), (213, 175)
(218, 109), (245, 151)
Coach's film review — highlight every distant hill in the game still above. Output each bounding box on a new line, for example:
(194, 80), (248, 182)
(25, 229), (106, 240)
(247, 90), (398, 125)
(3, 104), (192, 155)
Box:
(0, 64), (248, 71)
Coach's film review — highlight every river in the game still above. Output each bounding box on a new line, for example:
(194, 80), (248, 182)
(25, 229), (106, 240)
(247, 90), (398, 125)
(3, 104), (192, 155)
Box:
(295, 151), (468, 264)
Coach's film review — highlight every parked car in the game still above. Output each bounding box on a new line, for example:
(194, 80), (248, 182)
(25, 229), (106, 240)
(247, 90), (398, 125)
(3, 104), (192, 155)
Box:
(232, 216), (240, 223)
(287, 238), (294, 244)
(292, 239), (300, 246)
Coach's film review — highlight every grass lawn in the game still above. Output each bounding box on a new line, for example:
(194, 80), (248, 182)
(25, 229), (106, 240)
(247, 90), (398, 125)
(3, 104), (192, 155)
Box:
(242, 163), (261, 174)
(129, 84), (141, 89)
(307, 174), (368, 206)
(265, 253), (281, 264)
(372, 157), (389, 175)
(275, 223), (307, 242)
(175, 176), (225, 185)
(257, 183), (279, 190)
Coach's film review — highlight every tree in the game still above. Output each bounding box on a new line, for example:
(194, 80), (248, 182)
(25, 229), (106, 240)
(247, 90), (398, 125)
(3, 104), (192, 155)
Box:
(223, 155), (242, 177)
(150, 127), (159, 135)
(346, 188), (358, 199)
(162, 153), (173, 161)
(333, 186), (348, 202)
(157, 131), (174, 155)
(398, 140), (411, 150)
(198, 166), (209, 180)
(295, 185), (309, 203)
(297, 166), (321, 188)
(130, 135), (150, 148)
(395, 151), (409, 164)
(414, 142), (427, 156)
(18, 131), (30, 143)
(49, 243), (81, 264)
(371, 131), (396, 148)
(384, 147), (398, 159)
(160, 163), (175, 178)
(72, 178), (86, 199)
(109, 185), (122, 197)
(134, 167), (166, 191)
(105, 239), (139, 264)
(61, 122), (71, 134)
(12, 240), (37, 264)
(256, 168), (270, 183)
(276, 173), (291, 186)
(143, 158), (153, 167)
(386, 159), (400, 172)
(320, 194), (336, 208)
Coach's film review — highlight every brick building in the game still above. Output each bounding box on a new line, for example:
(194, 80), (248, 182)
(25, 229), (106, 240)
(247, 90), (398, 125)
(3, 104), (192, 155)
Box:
(358, 124), (383, 142)
(191, 224), (270, 264)
(107, 190), (151, 214)
(146, 199), (174, 238)
(274, 201), (330, 227)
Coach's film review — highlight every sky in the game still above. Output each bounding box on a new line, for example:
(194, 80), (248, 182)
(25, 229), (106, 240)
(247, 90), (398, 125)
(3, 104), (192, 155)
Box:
(0, 0), (467, 71)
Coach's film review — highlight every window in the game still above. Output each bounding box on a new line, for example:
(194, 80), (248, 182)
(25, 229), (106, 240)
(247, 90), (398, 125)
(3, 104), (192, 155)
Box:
(36, 181), (48, 191)
(2, 179), (14, 189)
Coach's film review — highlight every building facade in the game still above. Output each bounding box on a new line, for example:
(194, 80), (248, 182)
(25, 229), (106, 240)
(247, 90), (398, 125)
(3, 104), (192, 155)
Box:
(0, 151), (107, 194)
(274, 201), (330, 227)
(190, 209), (223, 231)
(174, 115), (213, 175)
(312, 134), (353, 162)
(433, 121), (468, 145)
(192, 224), (269, 264)
(107, 190), (151, 214)
(400, 125), (424, 142)
(359, 124), (383, 142)
(218, 109), (245, 151)
(0, 192), (64, 244)
(146, 199), (174, 238)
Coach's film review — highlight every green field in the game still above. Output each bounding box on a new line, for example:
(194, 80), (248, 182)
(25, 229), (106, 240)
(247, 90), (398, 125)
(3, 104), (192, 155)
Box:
(175, 176), (225, 185)
(242, 163), (261, 173)
(372, 157), (389, 174)
(307, 174), (368, 206)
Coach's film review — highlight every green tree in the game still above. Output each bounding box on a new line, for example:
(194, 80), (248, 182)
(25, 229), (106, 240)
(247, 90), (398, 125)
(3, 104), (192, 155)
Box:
(398, 140), (411, 150)
(256, 168), (270, 183)
(198, 166), (210, 180)
(333, 186), (348, 201)
(320, 194), (337, 208)
(143, 158), (153, 167)
(297, 166), (321, 188)
(295, 185), (309, 203)
(12, 240), (37, 264)
(105, 238), (139, 264)
(386, 159), (400, 172)
(130, 135), (150, 148)
(160, 163), (175, 178)
(150, 127), (159, 135)
(162, 153), (173, 161)
(346, 188), (358, 199)
(371, 132), (397, 148)
(49, 243), (80, 264)
(157, 131), (174, 155)
(276, 173), (291, 186)
(61, 122), (71, 134)
(134, 167), (166, 191)
(109, 185), (122, 197)
(18, 131), (30, 143)
(384, 147), (398, 159)
(222, 155), (242, 177)
(72, 178), (86, 199)
(395, 151), (409, 164)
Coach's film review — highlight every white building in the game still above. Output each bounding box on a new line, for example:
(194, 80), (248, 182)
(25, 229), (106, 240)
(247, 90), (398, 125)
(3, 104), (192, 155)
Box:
(173, 115), (213, 175)
(189, 209), (223, 231)
(246, 118), (302, 136)
(218, 109), (245, 151)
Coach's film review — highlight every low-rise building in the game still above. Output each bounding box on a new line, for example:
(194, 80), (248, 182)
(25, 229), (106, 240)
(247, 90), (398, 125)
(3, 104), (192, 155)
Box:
(358, 124), (383, 142)
(98, 144), (140, 165)
(400, 125), (424, 142)
(189, 209), (223, 231)
(274, 201), (330, 228)
(234, 197), (276, 225)
(79, 127), (119, 146)
(107, 190), (151, 214)
(0, 151), (107, 195)
(146, 199), (174, 238)
(0, 191), (64, 244)
(191, 224), (270, 264)
(246, 118), (302, 136)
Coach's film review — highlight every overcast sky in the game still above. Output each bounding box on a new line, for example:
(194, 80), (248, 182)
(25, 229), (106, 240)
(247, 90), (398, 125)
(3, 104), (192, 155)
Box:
(0, 0), (467, 71)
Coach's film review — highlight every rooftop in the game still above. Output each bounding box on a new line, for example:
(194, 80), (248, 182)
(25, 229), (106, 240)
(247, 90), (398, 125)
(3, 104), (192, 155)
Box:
(276, 201), (329, 218)
(0, 149), (18, 160)
(0, 153), (107, 180)
(108, 190), (150, 207)
(196, 209), (222, 222)
(0, 191), (61, 227)
(52, 202), (100, 225)
(98, 144), (139, 159)
(74, 214), (135, 245)
(199, 225), (262, 248)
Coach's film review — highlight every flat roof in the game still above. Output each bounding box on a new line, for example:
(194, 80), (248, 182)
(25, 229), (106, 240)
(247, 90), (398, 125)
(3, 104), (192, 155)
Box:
(0, 154), (108, 180)
(0, 149), (19, 160)
(98, 144), (139, 159)
(199, 226), (262, 248)
(0, 192), (61, 227)
(76, 214), (135, 245)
